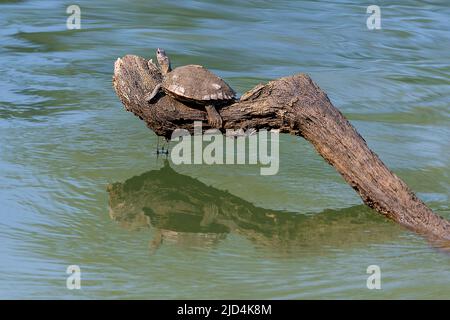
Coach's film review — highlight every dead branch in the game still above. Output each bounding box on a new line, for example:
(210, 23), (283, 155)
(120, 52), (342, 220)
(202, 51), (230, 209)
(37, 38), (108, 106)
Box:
(113, 54), (450, 241)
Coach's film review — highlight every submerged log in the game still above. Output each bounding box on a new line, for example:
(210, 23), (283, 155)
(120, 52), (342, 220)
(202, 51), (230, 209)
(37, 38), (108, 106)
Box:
(113, 54), (450, 241)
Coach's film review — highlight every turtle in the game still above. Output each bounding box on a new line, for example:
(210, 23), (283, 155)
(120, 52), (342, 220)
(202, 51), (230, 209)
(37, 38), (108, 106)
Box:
(145, 48), (236, 128)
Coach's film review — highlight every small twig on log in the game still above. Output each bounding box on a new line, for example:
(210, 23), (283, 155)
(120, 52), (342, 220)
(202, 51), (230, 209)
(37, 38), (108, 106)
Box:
(113, 54), (450, 241)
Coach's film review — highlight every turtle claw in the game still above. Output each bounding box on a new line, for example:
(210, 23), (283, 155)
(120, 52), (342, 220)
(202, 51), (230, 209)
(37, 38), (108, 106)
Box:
(209, 117), (222, 129)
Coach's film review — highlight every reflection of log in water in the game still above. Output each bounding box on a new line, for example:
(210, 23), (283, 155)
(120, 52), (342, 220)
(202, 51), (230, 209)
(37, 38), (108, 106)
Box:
(107, 161), (404, 254)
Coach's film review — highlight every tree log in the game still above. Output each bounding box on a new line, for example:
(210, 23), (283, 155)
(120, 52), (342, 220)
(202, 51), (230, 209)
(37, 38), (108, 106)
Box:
(113, 54), (450, 241)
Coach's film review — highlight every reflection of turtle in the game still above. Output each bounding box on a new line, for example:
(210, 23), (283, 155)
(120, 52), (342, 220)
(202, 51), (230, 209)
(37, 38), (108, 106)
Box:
(145, 48), (236, 128)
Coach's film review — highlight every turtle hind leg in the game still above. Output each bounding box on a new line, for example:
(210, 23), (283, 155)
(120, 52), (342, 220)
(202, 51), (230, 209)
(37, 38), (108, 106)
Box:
(145, 84), (162, 103)
(205, 105), (223, 129)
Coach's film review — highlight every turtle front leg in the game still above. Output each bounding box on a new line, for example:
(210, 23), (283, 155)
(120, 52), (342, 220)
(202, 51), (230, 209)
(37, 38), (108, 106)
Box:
(145, 83), (162, 103)
(205, 105), (223, 128)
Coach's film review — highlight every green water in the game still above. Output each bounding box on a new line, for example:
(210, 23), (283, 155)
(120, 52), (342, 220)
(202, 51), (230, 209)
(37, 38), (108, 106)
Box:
(0, 0), (449, 299)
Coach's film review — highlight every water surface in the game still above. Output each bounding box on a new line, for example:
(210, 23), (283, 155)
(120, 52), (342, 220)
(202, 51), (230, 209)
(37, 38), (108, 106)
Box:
(0, 0), (449, 299)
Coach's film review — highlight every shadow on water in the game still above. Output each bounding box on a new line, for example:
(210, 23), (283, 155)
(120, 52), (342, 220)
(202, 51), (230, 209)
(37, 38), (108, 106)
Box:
(107, 160), (408, 256)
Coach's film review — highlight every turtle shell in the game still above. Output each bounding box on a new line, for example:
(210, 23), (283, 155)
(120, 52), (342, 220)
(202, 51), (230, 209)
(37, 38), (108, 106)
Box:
(162, 65), (236, 103)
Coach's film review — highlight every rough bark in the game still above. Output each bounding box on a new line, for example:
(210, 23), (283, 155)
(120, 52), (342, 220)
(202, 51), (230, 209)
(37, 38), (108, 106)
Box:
(113, 54), (450, 241)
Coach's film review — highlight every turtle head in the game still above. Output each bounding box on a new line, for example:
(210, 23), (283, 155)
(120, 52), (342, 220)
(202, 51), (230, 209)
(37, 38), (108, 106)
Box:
(156, 48), (171, 75)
